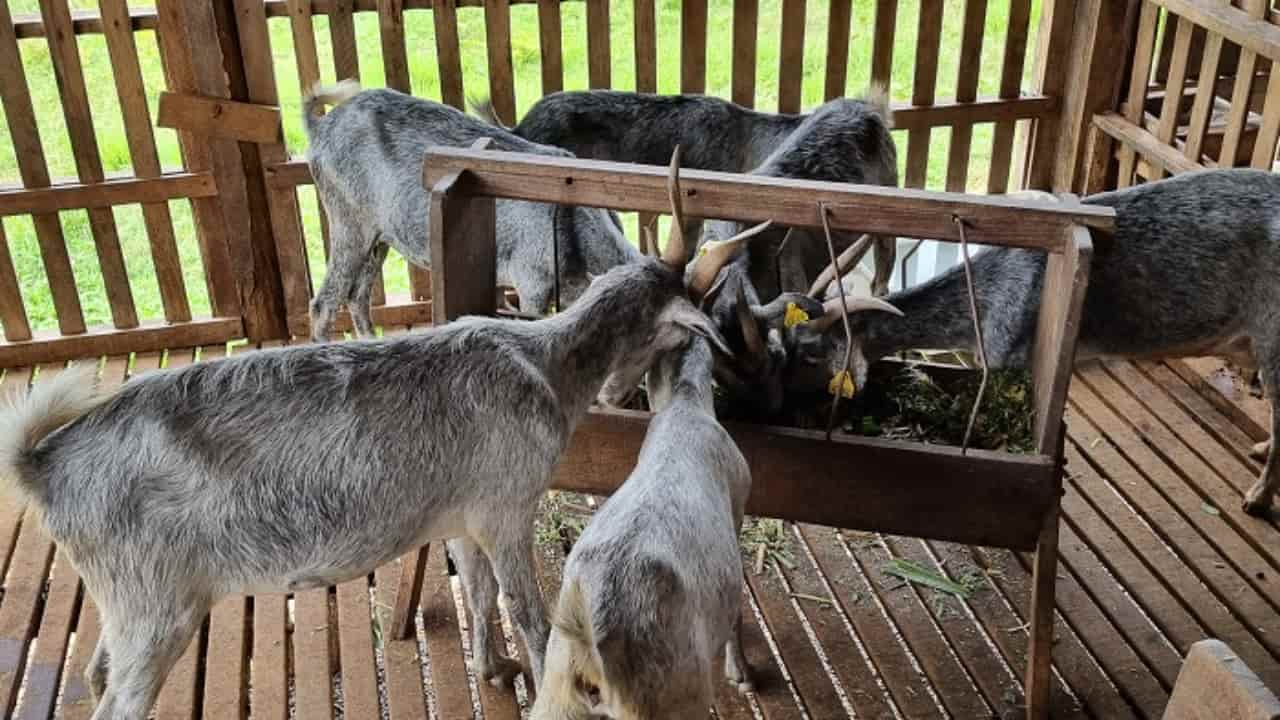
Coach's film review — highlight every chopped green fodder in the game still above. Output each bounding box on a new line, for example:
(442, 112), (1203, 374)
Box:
(535, 491), (591, 553)
(740, 517), (796, 573)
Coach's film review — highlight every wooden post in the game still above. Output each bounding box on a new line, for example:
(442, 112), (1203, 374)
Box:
(1025, 222), (1093, 718)
(1025, 0), (1138, 192)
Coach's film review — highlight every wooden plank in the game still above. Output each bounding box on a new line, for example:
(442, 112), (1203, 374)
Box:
(870, 0), (897, 91)
(1024, 0), (1085, 190)
(744, 561), (847, 717)
(0, 223), (30, 342)
(1163, 639), (1280, 720)
(433, 0), (464, 109)
(633, 0), (656, 94)
(157, 91), (283, 144)
(924, 541), (1087, 718)
(99, 0), (190, 325)
(202, 596), (249, 719)
(1094, 112), (1204, 174)
(1249, 68), (1280, 168)
(681, 0), (707, 93)
(251, 594), (290, 720)
(421, 148), (1114, 250)
(1217, 0), (1269, 167)
(1152, 16), (1197, 180)
(946, 0), (989, 192)
(731, 0), (758, 107)
(537, 0), (563, 95)
(420, 546), (473, 716)
(0, 510), (57, 715)
(374, 563), (429, 720)
(232, 0), (317, 332)
(585, 0), (610, 89)
(1032, 225), (1092, 454)
(1167, 358), (1269, 441)
(386, 550), (428, 641)
(1062, 444), (1280, 689)
(823, 0), (852, 101)
(778, 530), (898, 719)
(337, 577), (381, 719)
(988, 0), (1033, 193)
(777, 0), (806, 114)
(329, 0), (361, 82)
(0, 1), (84, 335)
(12, 6), (158, 37)
(1080, 363), (1280, 573)
(0, 172), (218, 216)
(155, 0), (246, 323)
(1066, 388), (1280, 629)
(12, 550), (80, 720)
(1024, 505), (1062, 720)
(973, 546), (1145, 719)
(1118, 2), (1162, 185)
(557, 410), (1057, 549)
(39, 0), (136, 330)
(293, 589), (334, 720)
(288, 0), (323, 93)
(428, 171), (498, 324)
(904, 0), (944, 190)
(846, 535), (991, 717)
(485, 0), (517, 124)
(1149, 0), (1280, 65)
(1140, 361), (1263, 467)
(378, 0), (411, 91)
(882, 537), (1025, 716)
(0, 366), (33, 574)
(0, 317), (242, 370)
(287, 298), (432, 338)
(1184, 32), (1226, 165)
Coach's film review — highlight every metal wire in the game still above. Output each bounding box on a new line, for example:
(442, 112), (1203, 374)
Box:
(819, 203), (854, 442)
(954, 215), (989, 455)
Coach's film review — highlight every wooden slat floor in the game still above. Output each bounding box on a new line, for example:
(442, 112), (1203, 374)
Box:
(0, 340), (1277, 719)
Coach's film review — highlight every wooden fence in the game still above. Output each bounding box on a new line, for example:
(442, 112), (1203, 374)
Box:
(1, 0), (1273, 365)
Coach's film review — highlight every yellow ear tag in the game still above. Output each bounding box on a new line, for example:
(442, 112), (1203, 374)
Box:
(783, 302), (811, 329)
(828, 370), (856, 399)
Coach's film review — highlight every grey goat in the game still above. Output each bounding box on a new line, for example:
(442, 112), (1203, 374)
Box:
(532, 336), (754, 720)
(476, 89), (899, 297)
(304, 81), (639, 340)
(786, 168), (1280, 515)
(0, 153), (747, 719)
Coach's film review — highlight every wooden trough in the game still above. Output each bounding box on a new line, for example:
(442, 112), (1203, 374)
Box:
(395, 145), (1115, 720)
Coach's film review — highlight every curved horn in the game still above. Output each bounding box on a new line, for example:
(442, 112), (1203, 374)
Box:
(808, 233), (874, 299)
(687, 220), (773, 300)
(660, 147), (688, 269)
(641, 224), (659, 259)
(808, 295), (904, 333)
(734, 283), (768, 366)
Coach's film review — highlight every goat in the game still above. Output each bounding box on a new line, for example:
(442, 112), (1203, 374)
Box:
(531, 336), (754, 720)
(690, 95), (900, 417)
(0, 150), (757, 719)
(475, 89), (899, 297)
(304, 81), (639, 341)
(785, 168), (1280, 515)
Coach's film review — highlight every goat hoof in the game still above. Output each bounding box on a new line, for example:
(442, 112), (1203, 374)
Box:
(735, 680), (755, 695)
(1250, 440), (1271, 461)
(1242, 493), (1272, 517)
(480, 656), (523, 689)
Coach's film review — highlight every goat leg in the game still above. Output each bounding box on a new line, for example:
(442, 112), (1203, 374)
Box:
(1243, 399), (1279, 516)
(449, 538), (524, 688)
(723, 610), (754, 694)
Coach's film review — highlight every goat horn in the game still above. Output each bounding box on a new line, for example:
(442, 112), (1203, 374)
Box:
(808, 295), (904, 333)
(734, 283), (768, 366)
(687, 220), (773, 300)
(660, 147), (688, 269)
(808, 233), (874, 299)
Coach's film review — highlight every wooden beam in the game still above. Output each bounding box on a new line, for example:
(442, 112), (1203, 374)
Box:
(1163, 639), (1280, 720)
(428, 170), (497, 325)
(421, 149), (1115, 251)
(157, 91), (283, 144)
(0, 317), (242, 369)
(286, 299), (433, 338)
(1148, 0), (1280, 64)
(1093, 112), (1204, 175)
(553, 409), (1059, 551)
(0, 172), (217, 216)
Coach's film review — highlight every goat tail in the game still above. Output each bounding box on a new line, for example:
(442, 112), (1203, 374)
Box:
(302, 78), (362, 135)
(862, 83), (894, 130)
(530, 581), (605, 720)
(468, 96), (510, 129)
(0, 364), (103, 505)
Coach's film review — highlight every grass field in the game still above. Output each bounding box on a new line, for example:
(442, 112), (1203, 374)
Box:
(1, 0), (1042, 334)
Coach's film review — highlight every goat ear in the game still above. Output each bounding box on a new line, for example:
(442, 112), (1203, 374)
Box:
(661, 300), (733, 357)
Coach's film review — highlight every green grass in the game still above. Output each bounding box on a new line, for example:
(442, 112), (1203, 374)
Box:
(1, 0), (1041, 334)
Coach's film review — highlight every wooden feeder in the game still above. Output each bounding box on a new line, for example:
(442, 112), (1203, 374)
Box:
(413, 145), (1114, 719)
